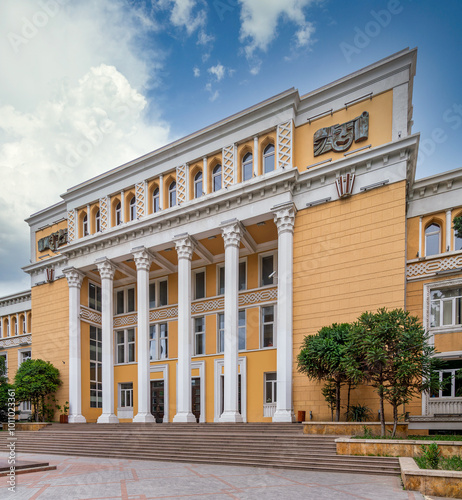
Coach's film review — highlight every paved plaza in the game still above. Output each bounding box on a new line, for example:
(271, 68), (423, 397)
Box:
(0, 451), (454, 500)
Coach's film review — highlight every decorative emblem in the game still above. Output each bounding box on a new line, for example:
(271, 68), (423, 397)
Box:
(37, 229), (68, 252)
(313, 111), (369, 157)
(46, 268), (55, 283)
(335, 174), (355, 198)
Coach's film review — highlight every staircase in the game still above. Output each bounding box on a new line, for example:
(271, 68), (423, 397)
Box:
(0, 423), (400, 475)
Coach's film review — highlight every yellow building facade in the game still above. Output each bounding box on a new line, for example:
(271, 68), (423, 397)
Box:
(1, 48), (461, 429)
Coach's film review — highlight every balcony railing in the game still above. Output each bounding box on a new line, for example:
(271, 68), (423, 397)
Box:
(428, 397), (462, 415)
(263, 403), (276, 418)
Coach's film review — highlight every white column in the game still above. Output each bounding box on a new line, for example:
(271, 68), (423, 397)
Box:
(272, 202), (296, 422)
(173, 234), (196, 423)
(419, 216), (423, 258)
(446, 209), (452, 252)
(96, 258), (119, 423)
(63, 268), (86, 423)
(159, 174), (164, 210)
(203, 157), (208, 194)
(253, 136), (259, 177)
(132, 247), (155, 423)
(219, 220), (243, 423)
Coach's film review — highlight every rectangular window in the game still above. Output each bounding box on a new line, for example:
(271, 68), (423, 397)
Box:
(119, 383), (133, 408)
(90, 326), (102, 408)
(19, 350), (31, 365)
(239, 261), (247, 291)
(159, 280), (168, 306)
(149, 323), (168, 360)
(430, 288), (462, 327)
(265, 372), (277, 403)
(261, 255), (274, 286)
(261, 305), (275, 348)
(116, 288), (136, 315)
(116, 329), (135, 364)
(432, 361), (462, 398)
(116, 290), (124, 315)
(194, 317), (205, 355)
(149, 283), (156, 309)
(195, 271), (205, 299)
(149, 279), (168, 309)
(239, 310), (246, 350)
(22, 316), (26, 334)
(89, 283), (102, 312)
(218, 313), (224, 353)
(218, 266), (225, 295)
(127, 288), (135, 312)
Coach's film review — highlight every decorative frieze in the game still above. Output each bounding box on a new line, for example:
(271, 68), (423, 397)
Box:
(407, 254), (462, 280)
(67, 209), (76, 243)
(135, 182), (145, 219)
(176, 164), (187, 204)
(114, 314), (138, 328)
(80, 306), (102, 325)
(150, 306), (178, 322)
(0, 334), (31, 349)
(99, 197), (109, 231)
(222, 145), (235, 187)
(277, 121), (293, 169)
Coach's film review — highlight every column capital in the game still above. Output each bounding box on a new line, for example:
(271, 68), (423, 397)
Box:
(96, 258), (116, 280)
(63, 267), (84, 288)
(132, 246), (151, 272)
(174, 233), (196, 260)
(272, 202), (296, 235)
(220, 219), (242, 248)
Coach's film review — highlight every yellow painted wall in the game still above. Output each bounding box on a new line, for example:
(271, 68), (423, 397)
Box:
(30, 278), (69, 420)
(294, 91), (393, 171)
(293, 180), (407, 421)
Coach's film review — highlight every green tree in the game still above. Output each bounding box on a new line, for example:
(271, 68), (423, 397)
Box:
(14, 359), (61, 422)
(346, 308), (443, 437)
(297, 323), (355, 422)
(453, 215), (462, 239)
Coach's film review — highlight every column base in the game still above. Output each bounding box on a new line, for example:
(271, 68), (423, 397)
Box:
(97, 413), (119, 424)
(272, 409), (296, 423)
(133, 413), (155, 423)
(68, 414), (87, 424)
(219, 411), (244, 423)
(173, 412), (197, 423)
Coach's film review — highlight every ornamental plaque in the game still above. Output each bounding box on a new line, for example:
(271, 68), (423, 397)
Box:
(37, 229), (68, 252)
(313, 111), (369, 157)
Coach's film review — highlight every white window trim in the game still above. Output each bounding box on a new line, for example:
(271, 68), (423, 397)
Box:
(193, 316), (206, 356)
(95, 210), (101, 232)
(259, 251), (277, 288)
(263, 144), (275, 174)
(425, 224), (441, 257)
(264, 371), (277, 404)
(217, 264), (225, 296)
(260, 303), (277, 349)
(194, 171), (203, 199)
(192, 267), (207, 301)
(217, 313), (224, 354)
(18, 348), (31, 367)
(117, 382), (134, 420)
(129, 196), (136, 221)
(168, 182), (176, 208)
(114, 285), (136, 316)
(150, 364), (169, 423)
(115, 328), (136, 365)
(149, 278), (169, 309)
(115, 202), (122, 225)
(238, 309), (246, 351)
(241, 152), (253, 182)
(212, 164), (222, 192)
(88, 280), (102, 312)
(432, 368), (462, 399)
(153, 187), (160, 213)
(239, 257), (247, 291)
(213, 357), (247, 422)
(149, 322), (169, 361)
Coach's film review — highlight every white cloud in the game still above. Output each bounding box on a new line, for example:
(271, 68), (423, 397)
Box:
(197, 30), (215, 46)
(238, 0), (317, 57)
(158, 0), (206, 35)
(208, 63), (226, 81)
(193, 66), (201, 77)
(205, 83), (219, 102)
(0, 0), (171, 295)
(295, 23), (316, 48)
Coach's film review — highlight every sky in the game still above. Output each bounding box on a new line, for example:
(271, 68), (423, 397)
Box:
(1, 0), (461, 296)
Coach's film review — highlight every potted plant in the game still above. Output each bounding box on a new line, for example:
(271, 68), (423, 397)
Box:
(56, 401), (69, 423)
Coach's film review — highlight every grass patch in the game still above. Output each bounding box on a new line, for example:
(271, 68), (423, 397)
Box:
(352, 433), (462, 441)
(415, 455), (462, 471)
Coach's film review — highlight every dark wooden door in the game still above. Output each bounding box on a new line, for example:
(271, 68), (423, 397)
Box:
(191, 378), (200, 423)
(151, 380), (164, 423)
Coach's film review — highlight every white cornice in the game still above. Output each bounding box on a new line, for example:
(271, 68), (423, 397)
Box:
(0, 290), (31, 307)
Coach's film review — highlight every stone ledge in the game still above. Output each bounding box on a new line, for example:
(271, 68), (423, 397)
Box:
(400, 457), (462, 498)
(2, 423), (52, 431)
(303, 422), (408, 437)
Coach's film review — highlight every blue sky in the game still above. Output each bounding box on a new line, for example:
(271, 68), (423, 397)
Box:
(0, 0), (461, 294)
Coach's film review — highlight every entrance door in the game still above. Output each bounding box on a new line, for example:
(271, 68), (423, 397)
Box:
(191, 378), (201, 423)
(220, 374), (241, 416)
(151, 380), (165, 423)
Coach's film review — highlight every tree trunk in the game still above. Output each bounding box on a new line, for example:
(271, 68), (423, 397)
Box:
(379, 391), (385, 437)
(335, 380), (341, 422)
(391, 404), (398, 438)
(346, 382), (352, 420)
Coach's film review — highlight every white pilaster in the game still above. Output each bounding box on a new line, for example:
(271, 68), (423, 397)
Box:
(132, 247), (155, 423)
(96, 258), (119, 423)
(159, 174), (164, 210)
(272, 202), (296, 422)
(446, 209), (452, 252)
(63, 268), (86, 423)
(173, 234), (196, 423)
(419, 216), (423, 258)
(219, 220), (243, 423)
(253, 136), (259, 177)
(203, 157), (208, 194)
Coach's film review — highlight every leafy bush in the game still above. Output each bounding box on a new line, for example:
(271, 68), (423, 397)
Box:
(346, 404), (372, 422)
(420, 443), (441, 469)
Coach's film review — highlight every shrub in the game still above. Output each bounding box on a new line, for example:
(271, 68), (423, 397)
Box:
(346, 404), (372, 422)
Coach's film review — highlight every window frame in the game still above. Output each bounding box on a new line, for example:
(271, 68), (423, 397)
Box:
(193, 268), (206, 300)
(194, 171), (203, 199)
(89, 281), (102, 312)
(430, 287), (462, 329)
(95, 210), (101, 232)
(115, 328), (136, 365)
(194, 316), (205, 356)
(264, 372), (277, 403)
(149, 322), (169, 361)
(114, 286), (136, 315)
(169, 181), (177, 208)
(431, 365), (462, 398)
(149, 278), (168, 309)
(129, 196), (136, 221)
(119, 382), (134, 408)
(212, 164), (222, 192)
(153, 187), (160, 213)
(82, 213), (89, 236)
(263, 143), (275, 174)
(259, 251), (277, 287)
(242, 152), (253, 182)
(18, 348), (31, 366)
(261, 304), (276, 348)
(90, 326), (102, 408)
(425, 223), (441, 257)
(115, 202), (122, 226)
(238, 309), (246, 351)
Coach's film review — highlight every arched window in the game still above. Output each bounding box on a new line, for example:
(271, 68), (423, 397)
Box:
(13, 318), (17, 336)
(194, 171), (203, 199)
(129, 196), (136, 221)
(22, 315), (26, 334)
(115, 202), (122, 225)
(169, 182), (177, 207)
(5, 319), (9, 337)
(153, 187), (160, 213)
(212, 164), (222, 192)
(263, 144), (275, 174)
(425, 223), (441, 256)
(95, 210), (101, 232)
(83, 214), (89, 236)
(242, 152), (253, 182)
